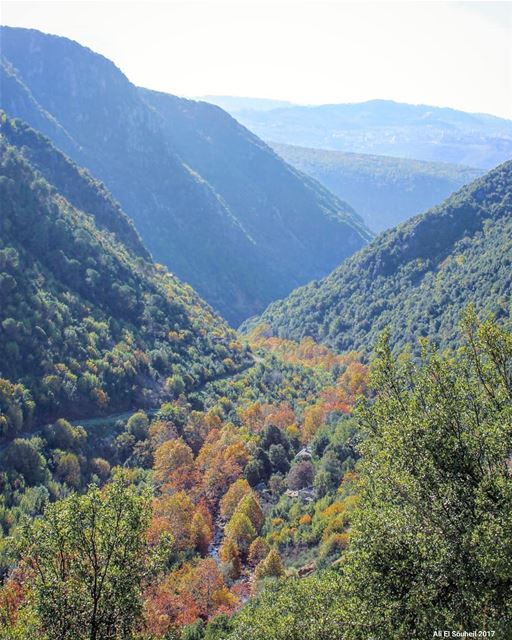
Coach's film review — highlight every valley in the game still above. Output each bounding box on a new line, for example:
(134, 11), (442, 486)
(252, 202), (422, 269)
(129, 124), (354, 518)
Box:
(0, 17), (511, 640)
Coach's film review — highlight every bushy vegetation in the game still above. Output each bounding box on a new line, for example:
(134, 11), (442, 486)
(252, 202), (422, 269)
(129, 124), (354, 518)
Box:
(1, 37), (511, 639)
(246, 161), (512, 355)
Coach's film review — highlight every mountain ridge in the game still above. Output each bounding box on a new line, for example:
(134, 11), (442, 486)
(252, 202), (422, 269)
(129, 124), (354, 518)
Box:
(271, 142), (483, 231)
(0, 26), (371, 325)
(241, 160), (512, 354)
(210, 97), (512, 169)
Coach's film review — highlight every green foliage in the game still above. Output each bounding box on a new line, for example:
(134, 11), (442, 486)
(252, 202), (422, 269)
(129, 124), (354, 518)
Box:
(254, 548), (285, 580)
(19, 472), (151, 640)
(126, 411), (150, 441)
(0, 116), (148, 258)
(0, 379), (34, 438)
(247, 161), (512, 356)
(1, 439), (49, 486)
(341, 311), (512, 637)
(228, 573), (344, 640)
(181, 619), (206, 640)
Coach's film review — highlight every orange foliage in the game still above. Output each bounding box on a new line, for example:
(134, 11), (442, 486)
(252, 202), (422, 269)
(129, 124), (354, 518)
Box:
(153, 438), (197, 491)
(143, 559), (238, 634)
(194, 425), (250, 508)
(219, 478), (252, 521)
(149, 492), (212, 555)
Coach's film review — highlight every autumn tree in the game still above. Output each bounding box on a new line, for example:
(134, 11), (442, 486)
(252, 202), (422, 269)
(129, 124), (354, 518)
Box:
(254, 548), (285, 581)
(219, 539), (242, 580)
(150, 491), (195, 553)
(191, 510), (213, 556)
(220, 479), (252, 521)
(224, 512), (256, 557)
(248, 537), (270, 567)
(153, 437), (196, 490)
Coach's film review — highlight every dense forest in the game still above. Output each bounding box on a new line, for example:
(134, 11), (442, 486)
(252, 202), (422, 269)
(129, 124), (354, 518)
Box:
(0, 115), (249, 431)
(272, 142), (482, 232)
(244, 161), (512, 355)
(0, 26), (371, 325)
(0, 21), (511, 640)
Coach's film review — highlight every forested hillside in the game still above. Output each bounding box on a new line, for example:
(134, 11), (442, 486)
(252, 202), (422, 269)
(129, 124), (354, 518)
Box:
(243, 161), (512, 354)
(219, 99), (512, 169)
(273, 142), (482, 231)
(0, 18), (510, 640)
(0, 116), (248, 432)
(0, 27), (371, 324)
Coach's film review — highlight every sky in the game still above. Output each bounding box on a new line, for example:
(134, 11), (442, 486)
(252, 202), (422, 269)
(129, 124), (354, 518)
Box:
(2, 0), (512, 119)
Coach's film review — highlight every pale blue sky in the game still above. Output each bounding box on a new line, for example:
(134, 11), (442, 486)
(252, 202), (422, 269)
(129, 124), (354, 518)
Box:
(2, 0), (511, 118)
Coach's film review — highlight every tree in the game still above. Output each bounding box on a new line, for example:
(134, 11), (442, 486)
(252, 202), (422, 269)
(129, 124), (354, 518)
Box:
(231, 572), (344, 640)
(191, 510), (213, 556)
(235, 493), (264, 533)
(125, 411), (149, 441)
(204, 612), (232, 640)
(55, 452), (82, 488)
(150, 491), (195, 553)
(287, 461), (315, 490)
(219, 539), (242, 580)
(20, 472), (151, 640)
(220, 479), (252, 521)
(182, 618), (205, 640)
(44, 418), (86, 452)
(153, 437), (195, 490)
(302, 404), (324, 443)
(224, 513), (256, 556)
(2, 438), (48, 486)
(254, 548), (285, 580)
(248, 537), (270, 567)
(342, 313), (512, 638)
(187, 558), (237, 620)
(268, 444), (290, 475)
(244, 459), (264, 487)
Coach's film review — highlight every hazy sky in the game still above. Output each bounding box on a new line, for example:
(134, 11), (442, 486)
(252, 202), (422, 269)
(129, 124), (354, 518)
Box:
(2, 0), (512, 118)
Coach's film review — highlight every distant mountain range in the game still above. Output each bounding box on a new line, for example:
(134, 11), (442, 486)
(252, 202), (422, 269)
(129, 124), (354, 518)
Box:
(0, 27), (370, 325)
(210, 98), (512, 169)
(242, 161), (512, 353)
(198, 96), (295, 112)
(271, 143), (483, 232)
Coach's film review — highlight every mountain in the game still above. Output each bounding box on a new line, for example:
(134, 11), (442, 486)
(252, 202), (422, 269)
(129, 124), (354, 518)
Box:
(0, 113), (149, 259)
(197, 96), (295, 112)
(241, 161), (512, 354)
(0, 27), (371, 325)
(272, 143), (483, 232)
(214, 98), (512, 169)
(0, 115), (249, 435)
